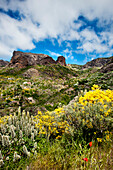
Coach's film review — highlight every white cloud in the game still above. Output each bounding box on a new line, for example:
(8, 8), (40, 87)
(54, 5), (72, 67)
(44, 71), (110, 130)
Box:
(63, 48), (74, 60)
(0, 42), (14, 60)
(80, 29), (100, 42)
(0, 13), (35, 60)
(71, 56), (74, 60)
(76, 28), (113, 55)
(66, 42), (72, 48)
(77, 41), (108, 54)
(46, 50), (61, 59)
(0, 0), (113, 60)
(100, 32), (113, 47)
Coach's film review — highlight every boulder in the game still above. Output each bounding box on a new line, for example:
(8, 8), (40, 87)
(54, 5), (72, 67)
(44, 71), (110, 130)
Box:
(23, 68), (39, 78)
(28, 97), (36, 104)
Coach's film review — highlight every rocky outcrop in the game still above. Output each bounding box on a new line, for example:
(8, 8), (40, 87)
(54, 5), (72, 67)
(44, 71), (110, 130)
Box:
(22, 68), (39, 78)
(82, 56), (113, 68)
(0, 60), (9, 67)
(100, 57), (113, 73)
(40, 56), (56, 65)
(56, 56), (66, 66)
(100, 63), (113, 73)
(9, 51), (66, 68)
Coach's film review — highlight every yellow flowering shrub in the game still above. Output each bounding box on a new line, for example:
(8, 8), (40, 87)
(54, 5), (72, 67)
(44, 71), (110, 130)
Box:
(34, 108), (70, 139)
(64, 85), (113, 142)
(0, 116), (9, 127)
(79, 84), (113, 105)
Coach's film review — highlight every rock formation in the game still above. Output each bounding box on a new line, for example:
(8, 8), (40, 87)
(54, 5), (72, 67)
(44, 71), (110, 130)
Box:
(100, 63), (113, 73)
(22, 68), (39, 78)
(0, 60), (9, 67)
(9, 51), (66, 68)
(100, 57), (113, 73)
(56, 56), (66, 66)
(82, 56), (113, 68)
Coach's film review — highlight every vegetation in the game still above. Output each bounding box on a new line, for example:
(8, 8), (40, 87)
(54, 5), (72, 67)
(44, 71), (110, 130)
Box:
(0, 64), (113, 169)
(0, 85), (113, 169)
(0, 64), (79, 116)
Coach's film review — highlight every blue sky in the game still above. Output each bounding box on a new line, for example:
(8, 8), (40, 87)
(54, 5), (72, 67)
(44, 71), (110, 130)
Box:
(0, 0), (113, 65)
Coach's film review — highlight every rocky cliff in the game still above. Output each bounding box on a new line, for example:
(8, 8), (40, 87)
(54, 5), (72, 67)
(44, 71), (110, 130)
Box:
(82, 56), (113, 68)
(56, 56), (66, 66)
(99, 57), (113, 73)
(0, 60), (9, 67)
(9, 51), (66, 68)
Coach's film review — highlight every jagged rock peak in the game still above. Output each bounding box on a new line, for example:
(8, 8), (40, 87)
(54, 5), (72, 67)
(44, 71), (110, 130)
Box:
(56, 56), (66, 66)
(9, 51), (66, 68)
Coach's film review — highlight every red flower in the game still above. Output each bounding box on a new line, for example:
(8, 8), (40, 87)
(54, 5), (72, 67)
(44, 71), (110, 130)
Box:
(83, 158), (88, 162)
(89, 141), (92, 147)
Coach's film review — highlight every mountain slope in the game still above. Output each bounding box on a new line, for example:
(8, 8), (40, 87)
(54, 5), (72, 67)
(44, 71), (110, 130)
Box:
(0, 60), (9, 67)
(82, 56), (113, 68)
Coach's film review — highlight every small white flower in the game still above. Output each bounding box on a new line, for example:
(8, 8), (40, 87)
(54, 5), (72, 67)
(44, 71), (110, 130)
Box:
(19, 130), (23, 138)
(6, 156), (9, 161)
(34, 142), (37, 149)
(31, 133), (34, 141)
(23, 145), (30, 157)
(13, 152), (21, 162)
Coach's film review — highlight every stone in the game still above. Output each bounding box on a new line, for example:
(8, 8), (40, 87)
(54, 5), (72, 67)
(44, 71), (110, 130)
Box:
(56, 56), (66, 66)
(0, 60), (9, 67)
(8, 51), (66, 68)
(82, 56), (113, 68)
(100, 63), (113, 73)
(23, 68), (39, 78)
(28, 97), (36, 104)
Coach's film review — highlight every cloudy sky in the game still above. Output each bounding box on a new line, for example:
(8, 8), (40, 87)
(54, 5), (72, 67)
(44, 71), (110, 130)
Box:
(0, 0), (113, 64)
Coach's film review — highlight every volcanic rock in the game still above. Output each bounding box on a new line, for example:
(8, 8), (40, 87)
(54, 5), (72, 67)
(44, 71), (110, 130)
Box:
(9, 51), (66, 68)
(9, 51), (52, 68)
(82, 56), (113, 68)
(56, 56), (66, 66)
(100, 62), (113, 73)
(22, 68), (39, 78)
(0, 60), (9, 67)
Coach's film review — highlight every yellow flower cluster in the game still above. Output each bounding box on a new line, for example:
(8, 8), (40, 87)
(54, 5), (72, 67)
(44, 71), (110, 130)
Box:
(79, 84), (113, 106)
(91, 84), (100, 90)
(0, 115), (9, 126)
(97, 138), (102, 142)
(34, 108), (70, 138)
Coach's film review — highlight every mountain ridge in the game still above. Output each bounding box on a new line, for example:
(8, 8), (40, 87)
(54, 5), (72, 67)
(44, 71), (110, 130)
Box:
(8, 51), (66, 68)
(82, 56), (113, 68)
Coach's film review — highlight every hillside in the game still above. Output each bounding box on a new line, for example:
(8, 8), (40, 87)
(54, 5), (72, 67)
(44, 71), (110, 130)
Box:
(0, 55), (113, 117)
(82, 56), (113, 68)
(0, 60), (9, 67)
(0, 54), (113, 169)
(0, 64), (78, 116)
(100, 56), (113, 73)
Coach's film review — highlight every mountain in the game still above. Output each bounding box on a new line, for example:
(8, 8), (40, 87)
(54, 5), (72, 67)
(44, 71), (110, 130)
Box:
(0, 60), (9, 67)
(100, 57), (113, 73)
(82, 56), (113, 68)
(0, 52), (113, 117)
(8, 51), (66, 68)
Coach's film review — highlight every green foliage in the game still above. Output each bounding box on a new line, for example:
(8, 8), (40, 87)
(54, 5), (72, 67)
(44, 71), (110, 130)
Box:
(0, 63), (113, 169)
